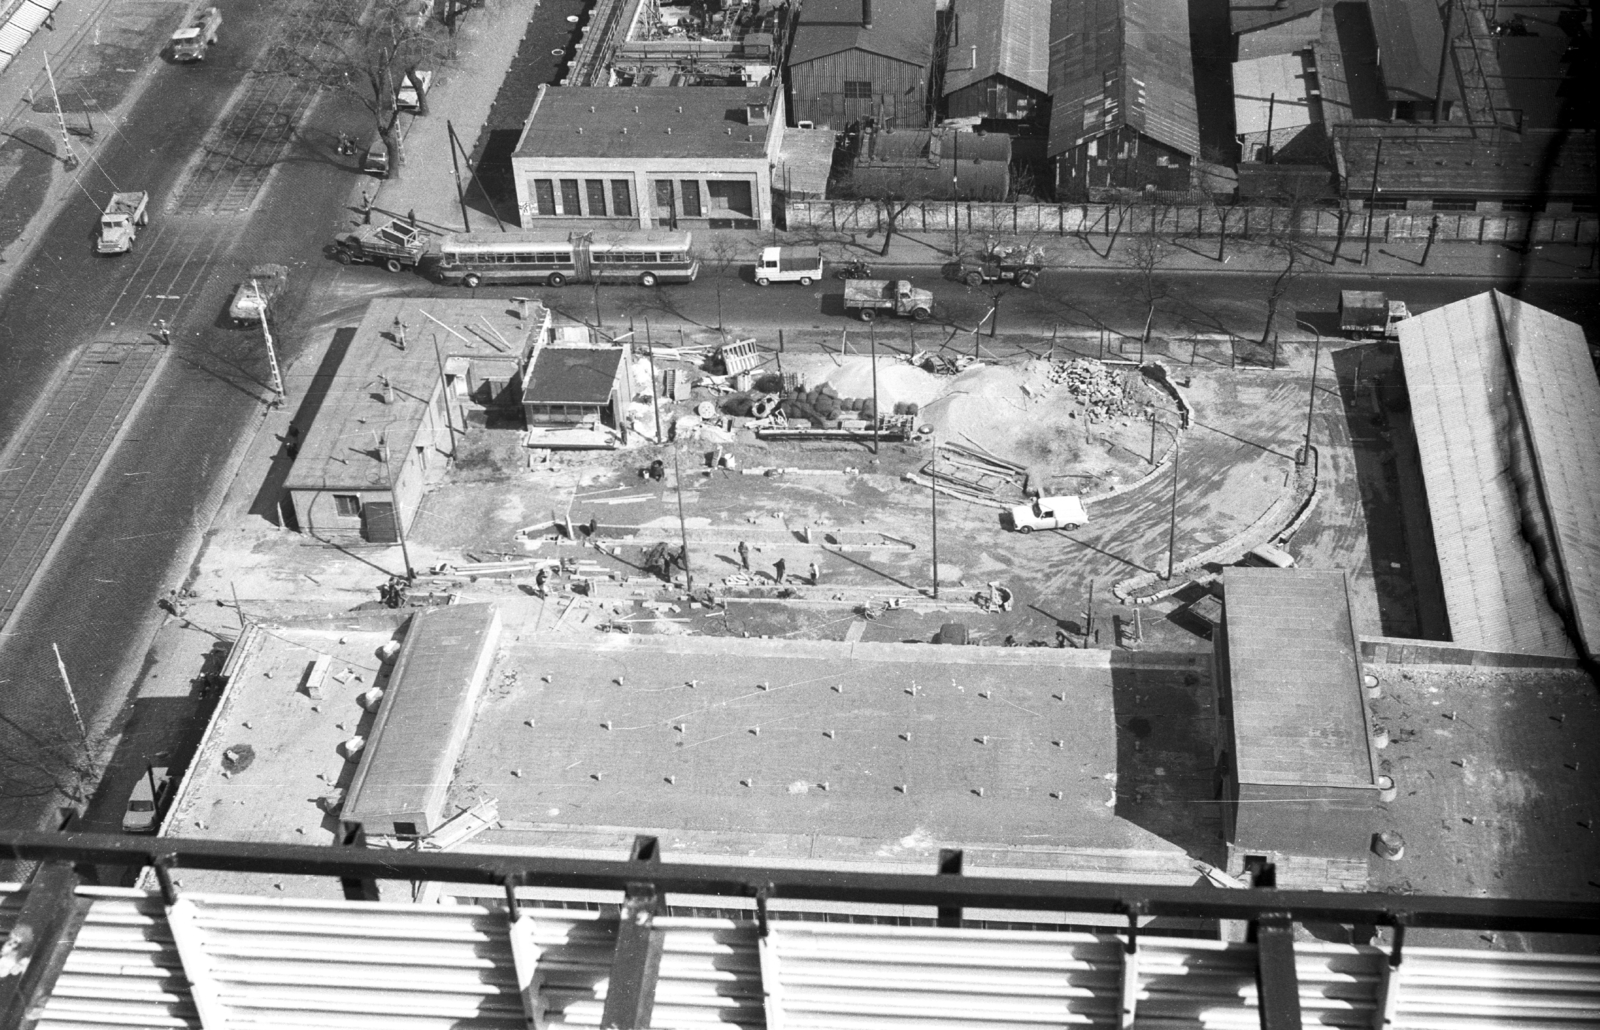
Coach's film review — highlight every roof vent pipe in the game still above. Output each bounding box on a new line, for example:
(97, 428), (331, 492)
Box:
(862, 0), (871, 28)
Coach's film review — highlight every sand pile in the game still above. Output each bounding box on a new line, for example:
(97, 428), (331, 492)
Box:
(819, 357), (943, 409)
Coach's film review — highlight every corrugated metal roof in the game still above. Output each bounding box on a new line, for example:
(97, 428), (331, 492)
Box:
(1396, 293), (1577, 658)
(942, 0), (1050, 97)
(789, 0), (935, 67)
(1495, 291), (1600, 661)
(1047, 0), (1201, 158)
(1221, 568), (1376, 789)
(1336, 126), (1596, 198)
(343, 604), (503, 833)
(1368, 0), (1456, 102)
(1230, 0), (1322, 37)
(523, 347), (624, 406)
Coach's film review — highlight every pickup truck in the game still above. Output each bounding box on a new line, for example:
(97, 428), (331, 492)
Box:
(754, 246), (822, 286)
(1008, 495), (1088, 533)
(332, 219), (431, 272)
(1339, 290), (1410, 340)
(97, 191), (149, 254)
(228, 264), (289, 325)
(943, 256), (1042, 289)
(842, 278), (933, 322)
(169, 6), (221, 61)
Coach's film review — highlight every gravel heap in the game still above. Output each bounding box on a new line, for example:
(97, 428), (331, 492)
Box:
(1049, 359), (1137, 420)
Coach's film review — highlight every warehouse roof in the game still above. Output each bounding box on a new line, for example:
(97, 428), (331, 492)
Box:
(522, 347), (625, 406)
(514, 86), (775, 161)
(1336, 126), (1596, 197)
(1221, 568), (1377, 789)
(1368, 0), (1457, 103)
(1397, 291), (1591, 659)
(1233, 53), (1314, 135)
(789, 0), (935, 67)
(1047, 0), (1201, 158)
(1229, 0), (1322, 35)
(943, 0), (1050, 97)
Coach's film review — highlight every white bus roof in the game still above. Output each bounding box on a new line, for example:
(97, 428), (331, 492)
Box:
(439, 229), (691, 250)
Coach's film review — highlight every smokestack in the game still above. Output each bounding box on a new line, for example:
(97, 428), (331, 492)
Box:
(862, 0), (872, 28)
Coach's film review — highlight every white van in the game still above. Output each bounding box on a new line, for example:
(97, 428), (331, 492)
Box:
(1009, 495), (1088, 533)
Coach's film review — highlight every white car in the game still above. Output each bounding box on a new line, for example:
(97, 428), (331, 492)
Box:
(1009, 495), (1088, 533)
(396, 70), (432, 111)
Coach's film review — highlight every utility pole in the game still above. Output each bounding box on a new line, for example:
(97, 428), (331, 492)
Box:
(1298, 321), (1322, 465)
(380, 434), (415, 580)
(42, 51), (78, 170)
(1361, 136), (1384, 266)
(445, 118), (471, 231)
(1164, 435), (1180, 582)
(1434, 0), (1455, 123)
(951, 129), (960, 256)
(869, 321), (880, 455)
(432, 336), (457, 453)
(646, 335), (663, 443)
(255, 281), (286, 405)
(671, 443), (693, 592)
(930, 432), (940, 599)
(53, 643), (87, 742)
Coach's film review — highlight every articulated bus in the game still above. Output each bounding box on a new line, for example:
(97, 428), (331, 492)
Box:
(435, 229), (700, 288)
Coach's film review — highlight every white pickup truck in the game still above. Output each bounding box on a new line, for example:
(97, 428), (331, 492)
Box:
(755, 246), (822, 286)
(98, 191), (149, 254)
(169, 6), (221, 61)
(1008, 495), (1088, 533)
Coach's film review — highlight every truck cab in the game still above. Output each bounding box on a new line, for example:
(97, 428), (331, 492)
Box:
(1008, 495), (1088, 533)
(97, 191), (149, 254)
(169, 6), (220, 61)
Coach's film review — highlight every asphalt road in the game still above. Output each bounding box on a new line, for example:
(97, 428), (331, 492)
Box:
(0, 0), (373, 830)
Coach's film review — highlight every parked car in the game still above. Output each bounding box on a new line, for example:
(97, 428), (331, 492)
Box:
(122, 766), (173, 834)
(396, 70), (432, 111)
(1008, 495), (1088, 533)
(362, 133), (391, 177)
(228, 264), (289, 325)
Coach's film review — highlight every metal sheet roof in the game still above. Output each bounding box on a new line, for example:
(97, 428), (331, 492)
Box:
(774, 128), (838, 197)
(1368, 0), (1456, 102)
(1233, 53), (1314, 135)
(1495, 291), (1600, 660)
(523, 347), (625, 406)
(1047, 0), (1201, 158)
(789, 0), (935, 67)
(1221, 568), (1376, 789)
(1396, 292), (1578, 658)
(342, 604), (503, 832)
(1229, 0), (1322, 37)
(942, 0), (1050, 97)
(1335, 126), (1596, 198)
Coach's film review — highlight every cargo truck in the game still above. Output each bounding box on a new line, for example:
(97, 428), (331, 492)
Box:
(169, 6), (221, 61)
(842, 278), (933, 322)
(754, 246), (823, 286)
(333, 219), (431, 272)
(1339, 290), (1410, 340)
(97, 191), (149, 254)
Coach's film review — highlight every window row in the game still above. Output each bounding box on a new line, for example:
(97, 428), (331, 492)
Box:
(527, 176), (756, 220)
(531, 179), (635, 218)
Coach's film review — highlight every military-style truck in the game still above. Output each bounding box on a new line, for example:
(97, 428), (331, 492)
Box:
(97, 191), (149, 254)
(169, 6), (221, 61)
(332, 219), (431, 272)
(754, 246), (823, 286)
(943, 243), (1044, 289)
(842, 278), (933, 322)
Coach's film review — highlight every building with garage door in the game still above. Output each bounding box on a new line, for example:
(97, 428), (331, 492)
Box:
(511, 85), (784, 231)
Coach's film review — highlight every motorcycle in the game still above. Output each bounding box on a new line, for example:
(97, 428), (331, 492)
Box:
(832, 260), (873, 280)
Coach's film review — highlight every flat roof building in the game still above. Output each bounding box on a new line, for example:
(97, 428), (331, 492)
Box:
(511, 86), (784, 231)
(1216, 568), (1381, 873)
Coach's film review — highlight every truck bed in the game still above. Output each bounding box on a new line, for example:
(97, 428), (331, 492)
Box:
(106, 191), (146, 214)
(843, 279), (891, 303)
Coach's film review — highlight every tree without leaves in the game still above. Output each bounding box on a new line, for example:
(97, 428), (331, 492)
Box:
(701, 236), (744, 338)
(269, 0), (450, 181)
(0, 711), (115, 818)
(829, 169), (920, 259)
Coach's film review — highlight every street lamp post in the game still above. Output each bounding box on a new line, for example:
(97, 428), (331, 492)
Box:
(1295, 319), (1322, 466)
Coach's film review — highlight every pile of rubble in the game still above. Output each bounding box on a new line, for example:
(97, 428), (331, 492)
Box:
(1048, 359), (1136, 418)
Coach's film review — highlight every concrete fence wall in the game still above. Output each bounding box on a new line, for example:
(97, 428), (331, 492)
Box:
(785, 200), (1600, 245)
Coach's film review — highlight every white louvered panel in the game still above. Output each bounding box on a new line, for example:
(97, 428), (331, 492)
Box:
(767, 923), (1120, 1028)
(519, 910), (613, 1026)
(37, 890), (199, 1030)
(1391, 947), (1600, 1029)
(178, 894), (524, 1029)
(1291, 944), (1383, 1027)
(651, 918), (765, 1029)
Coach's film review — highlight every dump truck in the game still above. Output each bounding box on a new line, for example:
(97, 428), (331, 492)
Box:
(332, 219), (431, 272)
(169, 6), (221, 61)
(228, 264), (289, 325)
(843, 278), (933, 322)
(754, 246), (823, 286)
(97, 191), (149, 254)
(1339, 290), (1410, 340)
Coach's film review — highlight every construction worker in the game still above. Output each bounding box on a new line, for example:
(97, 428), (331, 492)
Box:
(154, 318), (171, 346)
(534, 566), (549, 598)
(360, 188), (374, 224)
(737, 540), (750, 570)
(808, 561), (820, 585)
(773, 558), (787, 584)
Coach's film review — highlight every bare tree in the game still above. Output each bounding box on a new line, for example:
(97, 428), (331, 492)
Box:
(830, 170), (919, 258)
(701, 236), (745, 338)
(270, 0), (450, 181)
(0, 713), (114, 818)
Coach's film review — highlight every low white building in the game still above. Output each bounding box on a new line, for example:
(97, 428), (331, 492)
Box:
(510, 85), (784, 231)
